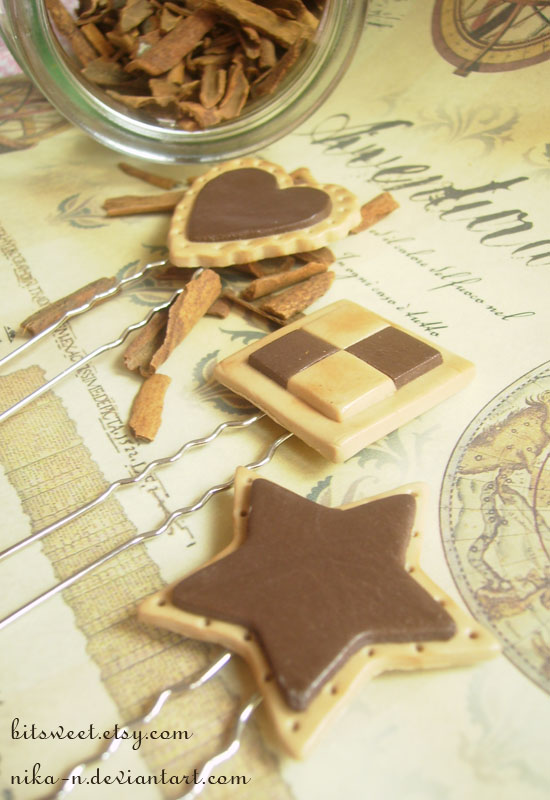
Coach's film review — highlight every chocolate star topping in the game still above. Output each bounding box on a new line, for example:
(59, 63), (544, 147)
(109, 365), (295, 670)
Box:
(171, 478), (456, 711)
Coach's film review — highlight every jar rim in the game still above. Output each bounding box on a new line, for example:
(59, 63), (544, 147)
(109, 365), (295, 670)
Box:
(2, 0), (368, 163)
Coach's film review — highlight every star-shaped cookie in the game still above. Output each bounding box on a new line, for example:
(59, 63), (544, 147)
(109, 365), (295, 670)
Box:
(168, 157), (362, 267)
(139, 468), (499, 757)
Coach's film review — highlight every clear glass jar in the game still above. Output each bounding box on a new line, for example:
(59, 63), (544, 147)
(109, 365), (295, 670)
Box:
(0, 1), (368, 163)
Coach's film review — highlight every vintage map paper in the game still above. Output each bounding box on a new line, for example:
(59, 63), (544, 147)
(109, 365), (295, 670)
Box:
(1, 2), (550, 799)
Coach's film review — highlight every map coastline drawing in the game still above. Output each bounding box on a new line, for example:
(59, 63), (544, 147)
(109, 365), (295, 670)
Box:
(441, 360), (550, 695)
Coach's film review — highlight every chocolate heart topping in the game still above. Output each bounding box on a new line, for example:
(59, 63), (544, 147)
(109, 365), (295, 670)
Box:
(186, 167), (332, 242)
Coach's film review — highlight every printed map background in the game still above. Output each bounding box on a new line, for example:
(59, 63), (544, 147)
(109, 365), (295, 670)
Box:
(1, 1), (550, 799)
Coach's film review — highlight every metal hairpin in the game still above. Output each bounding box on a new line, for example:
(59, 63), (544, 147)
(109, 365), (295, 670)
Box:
(0, 286), (184, 426)
(3, 259), (270, 794)
(42, 650), (260, 800)
(181, 692), (262, 800)
(0, 258), (168, 372)
(46, 653), (233, 797)
(0, 431), (292, 631)
(0, 412), (264, 562)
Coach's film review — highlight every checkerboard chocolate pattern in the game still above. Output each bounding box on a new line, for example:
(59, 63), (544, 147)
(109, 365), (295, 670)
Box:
(214, 301), (475, 462)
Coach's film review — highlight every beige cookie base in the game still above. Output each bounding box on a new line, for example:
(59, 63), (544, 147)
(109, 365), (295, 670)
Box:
(213, 300), (475, 462)
(168, 158), (362, 267)
(139, 468), (499, 760)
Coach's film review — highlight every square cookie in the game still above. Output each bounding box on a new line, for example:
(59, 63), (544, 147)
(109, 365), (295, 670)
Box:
(214, 300), (475, 462)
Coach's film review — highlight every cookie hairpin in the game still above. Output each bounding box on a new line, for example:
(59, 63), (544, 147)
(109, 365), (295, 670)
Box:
(48, 469), (499, 795)
(0, 431), (292, 631)
(139, 469), (499, 758)
(0, 299), (474, 630)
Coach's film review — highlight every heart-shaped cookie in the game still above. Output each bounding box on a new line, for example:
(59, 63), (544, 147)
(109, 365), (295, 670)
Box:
(169, 157), (362, 267)
(187, 167), (332, 242)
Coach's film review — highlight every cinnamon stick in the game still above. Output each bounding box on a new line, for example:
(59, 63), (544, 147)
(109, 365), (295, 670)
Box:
(129, 373), (172, 441)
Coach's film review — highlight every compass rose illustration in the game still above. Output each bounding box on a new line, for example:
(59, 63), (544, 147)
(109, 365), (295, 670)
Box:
(432, 0), (550, 75)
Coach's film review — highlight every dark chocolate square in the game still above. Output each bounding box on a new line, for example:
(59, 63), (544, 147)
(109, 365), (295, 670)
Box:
(346, 327), (443, 388)
(248, 329), (338, 387)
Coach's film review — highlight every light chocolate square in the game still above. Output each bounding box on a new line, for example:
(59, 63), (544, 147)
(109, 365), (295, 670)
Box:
(288, 350), (395, 422)
(302, 303), (386, 348)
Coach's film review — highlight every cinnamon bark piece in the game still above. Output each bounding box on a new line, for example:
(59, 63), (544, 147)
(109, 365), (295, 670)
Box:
(45, 0), (97, 65)
(106, 91), (178, 111)
(160, 7), (182, 33)
(205, 0), (308, 47)
(123, 309), (169, 375)
(253, 37), (305, 98)
(119, 0), (154, 34)
(103, 190), (185, 216)
(261, 0), (320, 29)
(241, 261), (328, 300)
(217, 62), (249, 121)
(153, 266), (196, 284)
(81, 58), (129, 86)
(207, 297), (232, 318)
(105, 29), (138, 54)
(147, 269), (222, 374)
(222, 290), (290, 327)
(231, 256), (294, 278)
(129, 373), (172, 441)
(21, 277), (117, 336)
(238, 25), (262, 60)
(178, 101), (221, 128)
(200, 63), (227, 108)
(230, 261), (270, 278)
(149, 78), (179, 99)
(294, 246), (335, 266)
(259, 271), (334, 320)
(118, 162), (178, 190)
(258, 37), (277, 69)
(351, 192), (399, 234)
(80, 23), (115, 57)
(126, 9), (217, 76)
(167, 61), (185, 84)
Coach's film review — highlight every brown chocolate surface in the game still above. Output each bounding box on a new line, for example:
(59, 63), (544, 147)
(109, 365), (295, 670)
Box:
(248, 329), (337, 387)
(346, 326), (443, 388)
(171, 479), (456, 711)
(186, 168), (332, 242)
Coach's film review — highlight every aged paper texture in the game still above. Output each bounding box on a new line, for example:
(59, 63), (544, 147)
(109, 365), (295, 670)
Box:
(1, 2), (550, 799)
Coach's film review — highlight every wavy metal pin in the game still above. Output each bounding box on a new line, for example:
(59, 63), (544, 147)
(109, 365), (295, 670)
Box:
(181, 693), (262, 799)
(0, 412), (264, 562)
(45, 652), (233, 799)
(0, 288), (183, 425)
(0, 259), (168, 372)
(0, 431), (292, 631)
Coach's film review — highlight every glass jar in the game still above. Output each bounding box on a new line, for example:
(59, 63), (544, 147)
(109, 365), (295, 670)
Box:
(0, 1), (368, 163)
